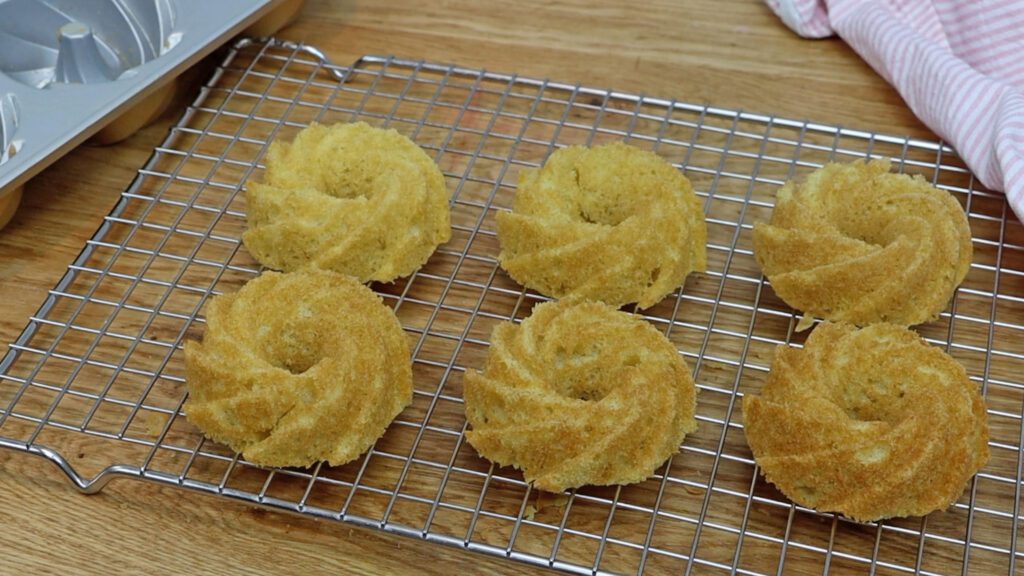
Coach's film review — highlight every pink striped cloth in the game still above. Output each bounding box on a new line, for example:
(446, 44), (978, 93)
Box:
(765, 0), (1024, 219)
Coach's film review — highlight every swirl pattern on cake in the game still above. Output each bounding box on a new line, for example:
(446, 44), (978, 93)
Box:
(754, 160), (972, 327)
(464, 299), (698, 492)
(496, 143), (707, 309)
(742, 322), (989, 522)
(243, 122), (451, 283)
(184, 270), (413, 468)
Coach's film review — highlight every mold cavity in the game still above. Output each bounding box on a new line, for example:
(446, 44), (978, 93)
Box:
(0, 93), (19, 166)
(54, 22), (122, 84)
(0, 0), (179, 89)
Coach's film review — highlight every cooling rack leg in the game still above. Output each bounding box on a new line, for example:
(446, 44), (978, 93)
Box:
(0, 437), (137, 495)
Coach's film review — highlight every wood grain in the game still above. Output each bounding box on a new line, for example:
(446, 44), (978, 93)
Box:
(0, 1), (1004, 575)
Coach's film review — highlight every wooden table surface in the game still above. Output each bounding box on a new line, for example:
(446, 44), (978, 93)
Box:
(0, 1), (935, 573)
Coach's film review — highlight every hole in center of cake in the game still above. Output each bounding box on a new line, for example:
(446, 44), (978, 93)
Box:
(279, 354), (318, 375)
(575, 198), (634, 227)
(563, 383), (611, 402)
(570, 387), (606, 401)
(326, 180), (371, 200)
(841, 376), (908, 422)
(570, 169), (641, 226)
(831, 204), (905, 249)
(550, 344), (628, 402)
(267, 343), (318, 375)
(319, 163), (390, 200)
(555, 371), (614, 402)
(263, 316), (322, 375)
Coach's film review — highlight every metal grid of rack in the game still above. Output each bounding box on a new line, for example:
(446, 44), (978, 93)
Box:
(2, 38), (1024, 575)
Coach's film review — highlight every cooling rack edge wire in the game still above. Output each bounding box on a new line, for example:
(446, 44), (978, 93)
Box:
(1, 36), (1022, 576)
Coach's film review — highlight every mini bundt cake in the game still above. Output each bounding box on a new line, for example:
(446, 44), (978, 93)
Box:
(464, 299), (698, 492)
(184, 270), (413, 468)
(497, 143), (707, 309)
(754, 160), (972, 327)
(243, 122), (451, 283)
(742, 322), (989, 522)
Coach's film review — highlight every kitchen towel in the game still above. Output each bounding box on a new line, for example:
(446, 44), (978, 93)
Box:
(764, 0), (1024, 220)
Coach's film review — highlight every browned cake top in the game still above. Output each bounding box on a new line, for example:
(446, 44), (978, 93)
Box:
(184, 269), (413, 468)
(243, 122), (451, 283)
(497, 142), (707, 309)
(743, 322), (989, 522)
(754, 160), (972, 327)
(464, 299), (698, 492)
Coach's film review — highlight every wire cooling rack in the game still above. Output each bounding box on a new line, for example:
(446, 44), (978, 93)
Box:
(3, 37), (1024, 575)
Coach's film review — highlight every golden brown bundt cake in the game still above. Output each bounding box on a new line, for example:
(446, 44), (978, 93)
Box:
(243, 122), (451, 283)
(742, 322), (989, 522)
(184, 270), (413, 468)
(464, 299), (698, 492)
(754, 160), (972, 328)
(496, 143), (707, 309)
